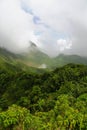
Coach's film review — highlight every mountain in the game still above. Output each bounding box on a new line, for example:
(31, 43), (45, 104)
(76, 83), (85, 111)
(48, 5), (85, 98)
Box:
(0, 47), (45, 73)
(19, 42), (87, 68)
(1, 44), (87, 70)
(20, 41), (51, 68)
(52, 54), (87, 68)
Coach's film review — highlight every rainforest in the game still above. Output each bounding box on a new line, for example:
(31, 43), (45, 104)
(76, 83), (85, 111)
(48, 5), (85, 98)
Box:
(0, 61), (87, 130)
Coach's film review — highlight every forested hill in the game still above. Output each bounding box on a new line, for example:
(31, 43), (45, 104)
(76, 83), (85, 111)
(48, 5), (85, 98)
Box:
(0, 47), (46, 73)
(1, 47), (87, 69)
(0, 63), (87, 129)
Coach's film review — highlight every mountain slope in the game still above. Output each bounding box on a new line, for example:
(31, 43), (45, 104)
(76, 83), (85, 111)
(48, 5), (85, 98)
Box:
(20, 42), (51, 68)
(1, 45), (87, 69)
(19, 42), (87, 68)
(0, 48), (21, 72)
(52, 54), (87, 67)
(0, 47), (45, 73)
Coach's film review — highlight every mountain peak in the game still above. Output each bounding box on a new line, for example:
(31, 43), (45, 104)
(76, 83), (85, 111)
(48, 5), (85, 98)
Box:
(29, 41), (37, 47)
(28, 41), (39, 52)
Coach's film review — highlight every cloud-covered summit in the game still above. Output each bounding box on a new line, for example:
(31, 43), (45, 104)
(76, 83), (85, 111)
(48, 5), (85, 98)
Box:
(0, 0), (87, 56)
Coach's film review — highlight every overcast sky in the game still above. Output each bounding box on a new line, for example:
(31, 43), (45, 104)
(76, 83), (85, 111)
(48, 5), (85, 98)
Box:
(0, 0), (87, 56)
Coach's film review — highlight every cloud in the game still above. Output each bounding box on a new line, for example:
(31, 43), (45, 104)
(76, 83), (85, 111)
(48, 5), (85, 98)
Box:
(0, 0), (87, 56)
(57, 39), (72, 52)
(24, 0), (87, 56)
(0, 0), (37, 52)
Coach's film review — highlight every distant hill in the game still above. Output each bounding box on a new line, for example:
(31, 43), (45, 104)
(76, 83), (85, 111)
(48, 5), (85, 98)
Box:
(17, 42), (87, 68)
(52, 54), (87, 68)
(1, 43), (87, 70)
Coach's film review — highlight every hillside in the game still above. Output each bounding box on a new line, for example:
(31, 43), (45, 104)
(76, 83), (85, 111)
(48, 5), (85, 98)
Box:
(0, 48), (22, 72)
(0, 47), (45, 73)
(20, 42), (51, 68)
(1, 45), (87, 70)
(53, 54), (87, 67)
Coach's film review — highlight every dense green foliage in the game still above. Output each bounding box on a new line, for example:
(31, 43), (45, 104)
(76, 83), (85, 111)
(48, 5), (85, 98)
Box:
(0, 63), (87, 129)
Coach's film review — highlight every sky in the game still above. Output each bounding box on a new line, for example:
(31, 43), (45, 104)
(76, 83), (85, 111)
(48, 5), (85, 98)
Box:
(0, 0), (87, 57)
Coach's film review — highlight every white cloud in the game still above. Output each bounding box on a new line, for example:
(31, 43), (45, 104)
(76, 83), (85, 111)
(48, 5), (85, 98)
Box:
(57, 39), (72, 52)
(24, 0), (87, 56)
(25, 0), (87, 32)
(0, 0), (87, 56)
(0, 0), (37, 52)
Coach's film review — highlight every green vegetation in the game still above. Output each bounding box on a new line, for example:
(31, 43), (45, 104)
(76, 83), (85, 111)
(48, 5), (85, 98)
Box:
(0, 48), (46, 74)
(19, 50), (87, 68)
(1, 47), (87, 129)
(0, 62), (87, 129)
(1, 47), (87, 70)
